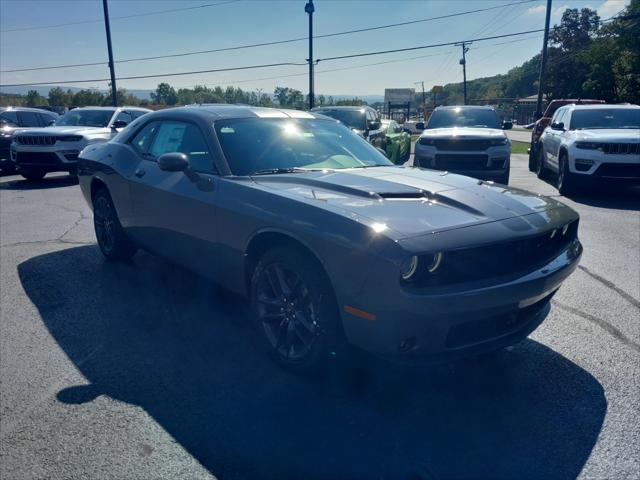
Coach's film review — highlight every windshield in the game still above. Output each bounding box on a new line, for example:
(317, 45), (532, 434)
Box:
(215, 118), (393, 176)
(55, 109), (114, 127)
(570, 109), (640, 130)
(314, 109), (366, 130)
(427, 108), (501, 129)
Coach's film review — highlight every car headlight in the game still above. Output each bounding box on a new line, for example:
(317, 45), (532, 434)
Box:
(491, 137), (509, 146)
(400, 256), (419, 281)
(400, 252), (443, 282)
(575, 142), (601, 150)
(418, 137), (436, 146)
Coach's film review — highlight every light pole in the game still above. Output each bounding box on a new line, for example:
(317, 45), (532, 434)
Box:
(305, 0), (315, 110)
(457, 42), (470, 105)
(535, 0), (552, 119)
(102, 0), (117, 107)
(414, 81), (426, 119)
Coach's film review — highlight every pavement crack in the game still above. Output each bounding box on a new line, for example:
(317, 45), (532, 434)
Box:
(578, 265), (640, 310)
(553, 300), (640, 353)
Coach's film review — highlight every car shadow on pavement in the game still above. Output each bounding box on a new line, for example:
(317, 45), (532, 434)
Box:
(0, 174), (78, 190)
(537, 175), (640, 211)
(18, 245), (606, 480)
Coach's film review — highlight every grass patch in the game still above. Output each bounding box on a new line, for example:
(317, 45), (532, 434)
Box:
(511, 140), (530, 154)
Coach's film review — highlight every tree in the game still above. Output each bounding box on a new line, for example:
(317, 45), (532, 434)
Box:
(274, 86), (290, 106)
(25, 90), (47, 107)
(48, 87), (72, 107)
(151, 83), (178, 105)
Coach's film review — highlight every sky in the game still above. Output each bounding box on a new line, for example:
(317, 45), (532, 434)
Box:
(0, 0), (631, 97)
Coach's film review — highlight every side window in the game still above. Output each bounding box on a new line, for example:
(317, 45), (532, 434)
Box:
(564, 111), (573, 130)
(130, 121), (160, 155)
(149, 121), (213, 173)
(38, 113), (55, 126)
(114, 111), (133, 125)
(553, 109), (565, 126)
(131, 110), (148, 120)
(16, 111), (41, 127)
(0, 111), (19, 126)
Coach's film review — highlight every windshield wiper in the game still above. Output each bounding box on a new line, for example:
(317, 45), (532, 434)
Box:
(251, 167), (320, 176)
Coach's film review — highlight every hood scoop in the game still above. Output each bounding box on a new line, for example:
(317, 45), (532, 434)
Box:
(377, 191), (429, 200)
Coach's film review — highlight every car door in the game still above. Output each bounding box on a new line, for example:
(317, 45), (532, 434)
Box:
(547, 109), (566, 171)
(127, 119), (221, 278)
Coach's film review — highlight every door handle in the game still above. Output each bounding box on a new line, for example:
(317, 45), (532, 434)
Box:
(134, 168), (146, 178)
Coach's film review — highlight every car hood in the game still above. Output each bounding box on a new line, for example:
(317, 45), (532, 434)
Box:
(14, 126), (111, 137)
(572, 129), (640, 141)
(420, 127), (506, 139)
(251, 166), (567, 240)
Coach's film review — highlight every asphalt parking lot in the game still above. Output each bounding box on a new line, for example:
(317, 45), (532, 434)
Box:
(1, 155), (639, 480)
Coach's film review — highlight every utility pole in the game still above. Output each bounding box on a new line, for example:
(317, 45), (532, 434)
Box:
(415, 81), (426, 119)
(535, 0), (552, 119)
(305, 0), (315, 110)
(457, 42), (470, 105)
(102, 0), (117, 107)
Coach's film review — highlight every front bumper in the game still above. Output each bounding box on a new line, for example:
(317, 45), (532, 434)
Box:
(414, 144), (510, 181)
(341, 239), (581, 360)
(11, 144), (81, 172)
(568, 146), (640, 183)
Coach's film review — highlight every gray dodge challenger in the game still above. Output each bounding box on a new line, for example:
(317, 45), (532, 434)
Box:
(78, 105), (582, 371)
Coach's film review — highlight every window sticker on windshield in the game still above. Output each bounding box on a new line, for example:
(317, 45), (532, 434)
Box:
(220, 127), (235, 133)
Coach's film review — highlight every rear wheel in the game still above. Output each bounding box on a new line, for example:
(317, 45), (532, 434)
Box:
(250, 247), (340, 373)
(92, 188), (137, 260)
(20, 168), (46, 181)
(535, 147), (548, 180)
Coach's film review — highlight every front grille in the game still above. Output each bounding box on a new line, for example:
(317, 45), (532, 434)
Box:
(14, 135), (58, 146)
(434, 154), (488, 170)
(405, 220), (579, 289)
(432, 139), (493, 151)
(15, 152), (61, 165)
(445, 292), (555, 349)
(595, 163), (640, 178)
(601, 143), (640, 155)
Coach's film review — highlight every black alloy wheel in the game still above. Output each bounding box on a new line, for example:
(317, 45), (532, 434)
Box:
(558, 153), (579, 196)
(93, 188), (137, 260)
(20, 168), (46, 181)
(536, 147), (547, 180)
(251, 247), (338, 371)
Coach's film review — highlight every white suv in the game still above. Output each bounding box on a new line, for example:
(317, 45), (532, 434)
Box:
(11, 106), (150, 181)
(535, 104), (640, 194)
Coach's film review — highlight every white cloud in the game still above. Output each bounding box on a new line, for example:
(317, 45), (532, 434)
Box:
(526, 4), (546, 15)
(597, 0), (630, 17)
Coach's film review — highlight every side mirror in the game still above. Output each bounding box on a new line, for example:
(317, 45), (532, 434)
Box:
(158, 152), (189, 172)
(47, 120), (56, 126)
(415, 122), (425, 130)
(502, 121), (513, 130)
(111, 120), (128, 129)
(551, 122), (565, 131)
(367, 120), (381, 131)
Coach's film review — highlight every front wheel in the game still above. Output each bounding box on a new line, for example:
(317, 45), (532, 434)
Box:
(20, 168), (46, 181)
(535, 147), (548, 180)
(92, 188), (137, 260)
(558, 154), (579, 196)
(250, 247), (340, 372)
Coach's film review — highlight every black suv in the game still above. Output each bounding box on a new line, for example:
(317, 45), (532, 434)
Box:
(310, 106), (385, 150)
(0, 107), (58, 173)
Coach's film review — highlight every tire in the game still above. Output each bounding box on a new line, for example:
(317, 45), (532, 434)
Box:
(20, 168), (46, 181)
(528, 146), (536, 172)
(495, 171), (510, 185)
(535, 147), (548, 180)
(92, 187), (137, 261)
(250, 246), (340, 373)
(557, 153), (579, 196)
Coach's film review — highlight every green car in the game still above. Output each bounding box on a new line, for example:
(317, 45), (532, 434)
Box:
(381, 119), (411, 164)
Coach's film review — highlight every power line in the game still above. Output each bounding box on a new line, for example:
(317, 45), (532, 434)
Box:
(0, 62), (307, 88)
(1, 0), (539, 73)
(0, 0), (240, 34)
(2, 12), (635, 89)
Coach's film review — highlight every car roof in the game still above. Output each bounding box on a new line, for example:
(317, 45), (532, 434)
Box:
(311, 106), (371, 111)
(145, 104), (326, 121)
(435, 105), (495, 110)
(0, 106), (56, 113)
(561, 104), (640, 111)
(70, 106), (150, 111)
